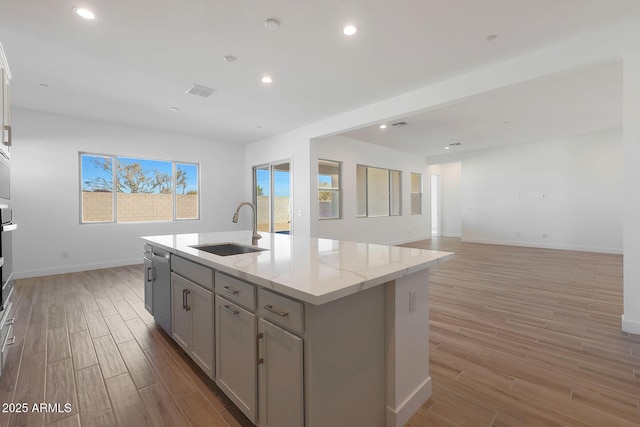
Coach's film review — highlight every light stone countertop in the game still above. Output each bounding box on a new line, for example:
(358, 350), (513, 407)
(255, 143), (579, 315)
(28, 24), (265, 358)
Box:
(141, 231), (454, 305)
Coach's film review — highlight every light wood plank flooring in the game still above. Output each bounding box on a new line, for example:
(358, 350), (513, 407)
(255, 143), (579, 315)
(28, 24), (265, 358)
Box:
(402, 238), (639, 427)
(0, 266), (251, 427)
(1, 238), (638, 426)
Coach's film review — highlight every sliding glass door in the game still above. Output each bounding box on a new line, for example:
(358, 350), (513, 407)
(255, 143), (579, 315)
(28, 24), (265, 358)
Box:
(253, 161), (291, 234)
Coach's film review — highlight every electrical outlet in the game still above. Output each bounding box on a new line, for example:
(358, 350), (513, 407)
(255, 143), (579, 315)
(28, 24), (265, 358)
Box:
(409, 290), (417, 312)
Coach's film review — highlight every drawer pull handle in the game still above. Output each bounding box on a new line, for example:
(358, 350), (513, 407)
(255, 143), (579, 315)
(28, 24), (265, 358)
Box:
(221, 286), (239, 295)
(7, 318), (14, 325)
(257, 332), (264, 365)
(183, 289), (191, 311)
(6, 337), (15, 345)
(264, 305), (289, 317)
(222, 305), (239, 315)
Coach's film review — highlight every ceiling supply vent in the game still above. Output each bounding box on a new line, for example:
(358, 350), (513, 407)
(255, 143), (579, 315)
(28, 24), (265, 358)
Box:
(186, 84), (216, 97)
(391, 121), (409, 127)
(449, 142), (463, 146)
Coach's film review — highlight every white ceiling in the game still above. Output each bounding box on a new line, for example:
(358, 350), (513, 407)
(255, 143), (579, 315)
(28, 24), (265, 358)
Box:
(0, 0), (638, 148)
(341, 61), (623, 157)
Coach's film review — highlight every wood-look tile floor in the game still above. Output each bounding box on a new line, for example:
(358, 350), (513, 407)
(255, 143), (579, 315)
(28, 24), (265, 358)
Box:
(402, 238), (639, 427)
(1, 238), (638, 426)
(0, 266), (252, 427)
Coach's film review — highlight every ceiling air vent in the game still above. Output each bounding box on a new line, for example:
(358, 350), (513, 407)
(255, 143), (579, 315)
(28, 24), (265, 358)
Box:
(186, 84), (216, 97)
(391, 121), (409, 127)
(449, 142), (463, 146)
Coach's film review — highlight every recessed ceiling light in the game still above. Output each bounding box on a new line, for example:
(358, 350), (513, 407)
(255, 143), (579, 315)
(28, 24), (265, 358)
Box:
(73, 7), (95, 20)
(261, 75), (273, 84)
(223, 55), (237, 63)
(444, 146), (450, 150)
(169, 107), (179, 112)
(343, 25), (357, 36)
(379, 124), (387, 129)
(265, 18), (281, 30)
(486, 34), (498, 41)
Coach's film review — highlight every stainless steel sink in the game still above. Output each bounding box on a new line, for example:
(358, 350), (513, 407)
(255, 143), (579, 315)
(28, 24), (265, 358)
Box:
(190, 243), (267, 256)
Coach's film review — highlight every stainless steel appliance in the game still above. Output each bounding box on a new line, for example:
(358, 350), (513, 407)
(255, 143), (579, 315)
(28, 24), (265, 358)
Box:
(1, 206), (16, 312)
(0, 158), (9, 200)
(143, 244), (171, 334)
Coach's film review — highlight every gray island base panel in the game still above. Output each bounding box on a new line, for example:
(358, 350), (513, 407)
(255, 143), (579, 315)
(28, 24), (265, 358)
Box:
(141, 231), (453, 427)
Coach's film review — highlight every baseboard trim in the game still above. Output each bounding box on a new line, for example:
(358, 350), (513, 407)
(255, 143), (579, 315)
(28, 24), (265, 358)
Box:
(386, 376), (432, 427)
(460, 238), (622, 255)
(622, 315), (640, 336)
(14, 258), (142, 279)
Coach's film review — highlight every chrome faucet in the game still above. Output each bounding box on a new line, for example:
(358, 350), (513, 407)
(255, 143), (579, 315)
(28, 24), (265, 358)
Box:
(232, 202), (262, 245)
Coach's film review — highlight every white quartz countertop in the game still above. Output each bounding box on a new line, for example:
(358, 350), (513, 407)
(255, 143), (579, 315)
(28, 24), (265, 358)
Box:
(141, 231), (454, 305)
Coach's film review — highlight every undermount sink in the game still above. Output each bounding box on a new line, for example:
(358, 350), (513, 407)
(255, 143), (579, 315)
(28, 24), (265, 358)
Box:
(190, 243), (267, 256)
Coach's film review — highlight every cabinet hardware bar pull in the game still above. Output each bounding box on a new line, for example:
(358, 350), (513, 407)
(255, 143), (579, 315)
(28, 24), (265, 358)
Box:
(221, 305), (239, 315)
(7, 318), (14, 325)
(185, 289), (191, 311)
(3, 125), (11, 146)
(221, 286), (239, 295)
(147, 267), (154, 282)
(182, 289), (187, 310)
(6, 337), (15, 345)
(257, 333), (264, 365)
(264, 305), (289, 317)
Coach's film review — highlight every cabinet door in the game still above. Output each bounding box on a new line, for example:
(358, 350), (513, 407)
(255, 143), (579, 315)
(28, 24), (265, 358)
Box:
(215, 296), (257, 423)
(171, 274), (191, 352)
(190, 283), (214, 379)
(144, 257), (153, 315)
(258, 318), (304, 427)
(153, 253), (171, 334)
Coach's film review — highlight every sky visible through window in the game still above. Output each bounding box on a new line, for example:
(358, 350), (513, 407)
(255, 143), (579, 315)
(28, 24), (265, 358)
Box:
(81, 154), (198, 194)
(256, 168), (290, 196)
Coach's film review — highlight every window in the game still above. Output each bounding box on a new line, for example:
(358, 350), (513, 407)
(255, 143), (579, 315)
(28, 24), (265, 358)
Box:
(80, 153), (199, 223)
(411, 173), (422, 215)
(318, 160), (341, 219)
(356, 165), (401, 217)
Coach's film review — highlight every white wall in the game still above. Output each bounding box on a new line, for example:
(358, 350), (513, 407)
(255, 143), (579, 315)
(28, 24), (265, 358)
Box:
(313, 136), (429, 245)
(622, 50), (640, 334)
(429, 130), (623, 253)
(11, 109), (246, 278)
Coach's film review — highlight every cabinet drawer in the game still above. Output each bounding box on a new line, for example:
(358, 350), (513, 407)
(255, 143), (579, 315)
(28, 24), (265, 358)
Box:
(214, 272), (256, 311)
(258, 289), (304, 334)
(172, 255), (213, 290)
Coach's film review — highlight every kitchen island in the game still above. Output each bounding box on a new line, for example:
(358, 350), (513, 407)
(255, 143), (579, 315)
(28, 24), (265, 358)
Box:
(141, 231), (453, 427)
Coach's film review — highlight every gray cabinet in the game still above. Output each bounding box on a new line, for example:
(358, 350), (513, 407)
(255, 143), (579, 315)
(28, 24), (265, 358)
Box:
(215, 295), (257, 423)
(258, 318), (304, 427)
(171, 272), (214, 379)
(143, 246), (153, 314)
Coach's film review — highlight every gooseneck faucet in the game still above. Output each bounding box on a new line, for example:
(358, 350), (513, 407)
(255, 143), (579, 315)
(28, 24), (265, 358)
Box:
(232, 202), (262, 245)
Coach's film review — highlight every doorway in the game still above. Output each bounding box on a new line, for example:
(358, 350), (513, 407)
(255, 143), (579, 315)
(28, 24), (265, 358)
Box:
(431, 173), (440, 236)
(253, 161), (291, 234)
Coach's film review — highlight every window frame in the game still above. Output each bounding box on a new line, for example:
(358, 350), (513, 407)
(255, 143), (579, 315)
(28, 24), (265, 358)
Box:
(79, 152), (200, 224)
(317, 159), (342, 220)
(410, 172), (423, 215)
(356, 164), (402, 218)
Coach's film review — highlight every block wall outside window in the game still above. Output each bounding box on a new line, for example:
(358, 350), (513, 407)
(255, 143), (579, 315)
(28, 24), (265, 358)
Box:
(411, 173), (422, 215)
(356, 165), (402, 217)
(80, 153), (199, 223)
(318, 160), (341, 219)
